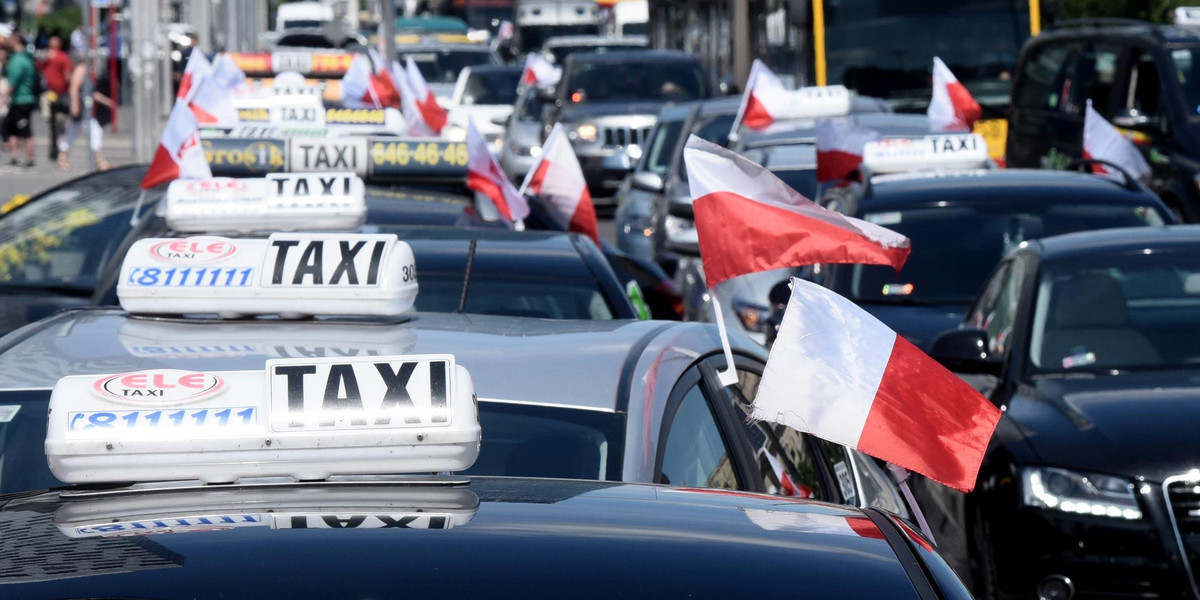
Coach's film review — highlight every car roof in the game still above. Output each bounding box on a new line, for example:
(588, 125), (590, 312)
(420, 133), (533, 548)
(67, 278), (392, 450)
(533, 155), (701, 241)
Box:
(392, 227), (607, 282)
(462, 64), (522, 76)
(1035, 22), (1200, 46)
(543, 34), (648, 47)
(0, 309), (735, 413)
(861, 168), (1165, 211)
(1031, 224), (1200, 261)
(0, 478), (920, 598)
(566, 49), (696, 64)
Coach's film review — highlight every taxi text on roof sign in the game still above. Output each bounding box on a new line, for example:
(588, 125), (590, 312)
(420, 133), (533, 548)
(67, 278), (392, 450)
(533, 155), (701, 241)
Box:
(203, 136), (471, 181)
(44, 355), (480, 484)
(861, 133), (990, 174)
(116, 233), (417, 318)
(163, 172), (366, 232)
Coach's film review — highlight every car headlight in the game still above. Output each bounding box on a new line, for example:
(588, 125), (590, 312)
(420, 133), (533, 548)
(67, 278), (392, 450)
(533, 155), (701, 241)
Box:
(621, 215), (654, 238)
(571, 123), (598, 143)
(1021, 467), (1142, 520)
(663, 214), (694, 240)
(733, 300), (771, 333)
(444, 126), (467, 142)
(626, 144), (643, 161)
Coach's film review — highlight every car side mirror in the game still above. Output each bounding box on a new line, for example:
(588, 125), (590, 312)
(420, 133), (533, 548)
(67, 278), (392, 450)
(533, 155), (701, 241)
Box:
(1110, 108), (1159, 132)
(928, 329), (1001, 375)
(490, 115), (508, 126)
(631, 171), (664, 193)
(664, 225), (699, 258)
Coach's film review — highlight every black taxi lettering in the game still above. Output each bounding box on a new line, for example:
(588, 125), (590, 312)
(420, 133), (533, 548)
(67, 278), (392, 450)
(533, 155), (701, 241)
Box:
(268, 239), (386, 285)
(297, 143), (357, 169)
(287, 515), (448, 529)
(273, 360), (449, 429)
(931, 136), (976, 153)
(272, 175), (352, 197)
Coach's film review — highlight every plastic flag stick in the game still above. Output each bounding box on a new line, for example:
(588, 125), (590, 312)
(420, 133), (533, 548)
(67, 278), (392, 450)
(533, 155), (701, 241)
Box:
(887, 462), (937, 547)
(710, 290), (740, 387)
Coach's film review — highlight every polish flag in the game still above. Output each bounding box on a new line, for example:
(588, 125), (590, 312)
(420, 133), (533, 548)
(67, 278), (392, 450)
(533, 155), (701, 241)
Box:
(406, 58), (448, 134)
(928, 57), (982, 131)
(816, 119), (880, 184)
(684, 135), (910, 289)
(187, 53), (245, 125)
(743, 509), (885, 540)
(732, 60), (850, 132)
(762, 451), (812, 498)
(753, 277), (1001, 492)
(1084, 99), (1150, 181)
(467, 118), (529, 223)
(493, 20), (514, 49)
(341, 52), (400, 109)
(520, 52), (561, 89)
(177, 51), (211, 102)
(520, 123), (598, 244)
(140, 101), (211, 190)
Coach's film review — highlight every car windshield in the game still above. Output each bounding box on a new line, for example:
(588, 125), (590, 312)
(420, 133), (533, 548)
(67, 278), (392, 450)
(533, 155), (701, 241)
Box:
(415, 273), (616, 319)
(462, 70), (520, 105)
(1169, 46), (1200, 117)
(547, 43), (645, 65)
(402, 49), (493, 84)
(567, 61), (706, 102)
(772, 168), (819, 199)
(640, 118), (685, 175)
(0, 175), (152, 295)
(1029, 250), (1200, 373)
(517, 93), (549, 122)
(843, 203), (1167, 304)
(464, 401), (624, 480)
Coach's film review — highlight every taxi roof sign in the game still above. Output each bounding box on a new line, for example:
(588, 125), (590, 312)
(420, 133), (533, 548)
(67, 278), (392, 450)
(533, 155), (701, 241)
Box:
(163, 172), (366, 233)
(861, 133), (990, 174)
(45, 355), (480, 484)
(786, 85), (852, 120)
(116, 233), (417, 318)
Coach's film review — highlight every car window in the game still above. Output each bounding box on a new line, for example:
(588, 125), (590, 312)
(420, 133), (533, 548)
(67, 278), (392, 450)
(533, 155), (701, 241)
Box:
(463, 401), (625, 481)
(641, 118), (685, 175)
(1079, 44), (1121, 115)
(1169, 46), (1200, 115)
(462, 70), (519, 106)
(402, 49), (494, 84)
(1015, 44), (1073, 111)
(567, 62), (706, 102)
(1122, 49), (1162, 119)
(658, 384), (740, 489)
(724, 369), (826, 499)
(968, 259), (1025, 357)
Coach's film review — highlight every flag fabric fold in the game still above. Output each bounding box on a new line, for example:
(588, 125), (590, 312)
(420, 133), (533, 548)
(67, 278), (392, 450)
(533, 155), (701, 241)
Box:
(140, 101), (211, 190)
(341, 52), (400, 109)
(405, 58), (448, 134)
(520, 123), (599, 244)
(928, 57), (982, 131)
(753, 277), (1001, 492)
(731, 60), (850, 133)
(1084, 99), (1151, 181)
(467, 118), (529, 223)
(520, 52), (561, 89)
(187, 53), (245, 126)
(815, 119), (880, 184)
(177, 51), (212, 103)
(683, 135), (910, 288)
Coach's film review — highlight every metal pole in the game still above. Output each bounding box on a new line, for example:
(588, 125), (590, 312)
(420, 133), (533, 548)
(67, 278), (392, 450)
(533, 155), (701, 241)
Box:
(381, 0), (397, 66)
(82, 0), (95, 171)
(108, 2), (118, 131)
(190, 0), (213, 53)
(130, 0), (163, 162)
(731, 0), (750, 89)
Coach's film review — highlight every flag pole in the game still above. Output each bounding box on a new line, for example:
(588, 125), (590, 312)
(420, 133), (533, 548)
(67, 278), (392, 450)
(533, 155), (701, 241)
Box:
(709, 287), (740, 387)
(886, 462), (937, 547)
(129, 190), (147, 227)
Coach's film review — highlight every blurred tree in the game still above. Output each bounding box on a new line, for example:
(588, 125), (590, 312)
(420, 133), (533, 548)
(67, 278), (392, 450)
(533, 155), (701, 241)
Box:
(1049, 0), (1194, 24)
(36, 4), (81, 38)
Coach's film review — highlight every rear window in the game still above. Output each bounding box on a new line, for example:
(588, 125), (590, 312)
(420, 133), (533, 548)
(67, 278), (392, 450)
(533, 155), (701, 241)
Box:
(403, 49), (494, 84)
(464, 401), (624, 480)
(566, 61), (707, 102)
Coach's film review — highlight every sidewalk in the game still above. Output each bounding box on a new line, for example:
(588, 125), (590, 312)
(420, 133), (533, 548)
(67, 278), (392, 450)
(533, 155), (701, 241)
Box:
(1, 106), (139, 205)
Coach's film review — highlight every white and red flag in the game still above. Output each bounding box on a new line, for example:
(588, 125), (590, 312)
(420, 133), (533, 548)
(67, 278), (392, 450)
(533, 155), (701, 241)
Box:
(684, 136), (910, 289)
(731, 60), (850, 133)
(140, 101), (211, 190)
(405, 57), (448, 134)
(815, 119), (880, 184)
(187, 53), (245, 126)
(177, 50), (212, 102)
(467, 118), (529, 223)
(520, 52), (561, 89)
(753, 276), (1001, 492)
(341, 52), (401, 109)
(492, 20), (514, 49)
(1084, 99), (1150, 181)
(928, 57), (982, 131)
(519, 123), (599, 244)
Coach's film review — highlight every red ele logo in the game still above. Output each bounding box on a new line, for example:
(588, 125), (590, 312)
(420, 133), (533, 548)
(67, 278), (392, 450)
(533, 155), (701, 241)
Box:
(150, 237), (238, 265)
(93, 370), (225, 406)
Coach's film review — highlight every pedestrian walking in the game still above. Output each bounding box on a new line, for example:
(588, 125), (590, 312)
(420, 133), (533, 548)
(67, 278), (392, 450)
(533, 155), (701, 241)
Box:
(57, 57), (114, 171)
(38, 33), (72, 162)
(3, 35), (37, 167)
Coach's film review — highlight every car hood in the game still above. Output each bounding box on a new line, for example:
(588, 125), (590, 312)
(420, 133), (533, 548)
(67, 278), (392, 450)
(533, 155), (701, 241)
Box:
(1006, 369), (1200, 482)
(858, 303), (967, 352)
(559, 100), (667, 122)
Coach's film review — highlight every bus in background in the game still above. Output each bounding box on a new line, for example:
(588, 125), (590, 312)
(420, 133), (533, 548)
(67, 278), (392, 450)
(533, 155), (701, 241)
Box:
(450, 0), (517, 34)
(608, 0), (649, 36)
(810, 0), (1041, 162)
(515, 0), (603, 53)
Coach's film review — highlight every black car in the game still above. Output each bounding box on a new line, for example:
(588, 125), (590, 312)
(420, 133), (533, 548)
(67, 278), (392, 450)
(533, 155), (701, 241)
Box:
(929, 225), (1200, 599)
(1007, 21), (1200, 221)
(0, 477), (970, 598)
(541, 50), (713, 201)
(815, 166), (1174, 350)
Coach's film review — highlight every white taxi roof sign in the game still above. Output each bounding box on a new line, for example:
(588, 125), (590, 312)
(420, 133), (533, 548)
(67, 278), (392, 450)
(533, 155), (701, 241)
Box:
(116, 233), (416, 318)
(861, 133), (990, 174)
(163, 172), (366, 233)
(786, 85), (852, 119)
(45, 355), (480, 484)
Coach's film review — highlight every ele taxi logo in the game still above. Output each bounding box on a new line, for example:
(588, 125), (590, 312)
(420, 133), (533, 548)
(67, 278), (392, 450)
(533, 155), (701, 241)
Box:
(92, 369), (226, 406)
(150, 237), (239, 265)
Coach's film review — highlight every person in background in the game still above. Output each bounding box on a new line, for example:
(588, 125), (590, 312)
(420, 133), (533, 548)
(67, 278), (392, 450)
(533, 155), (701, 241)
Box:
(3, 35), (37, 167)
(38, 33), (72, 163)
(69, 25), (85, 54)
(58, 57), (113, 171)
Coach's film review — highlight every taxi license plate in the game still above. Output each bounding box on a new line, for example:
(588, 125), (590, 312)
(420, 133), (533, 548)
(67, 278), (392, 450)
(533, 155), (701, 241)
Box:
(267, 356), (453, 432)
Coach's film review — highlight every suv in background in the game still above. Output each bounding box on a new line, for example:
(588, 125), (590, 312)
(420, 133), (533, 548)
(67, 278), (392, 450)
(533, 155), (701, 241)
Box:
(541, 50), (712, 203)
(1007, 21), (1200, 220)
